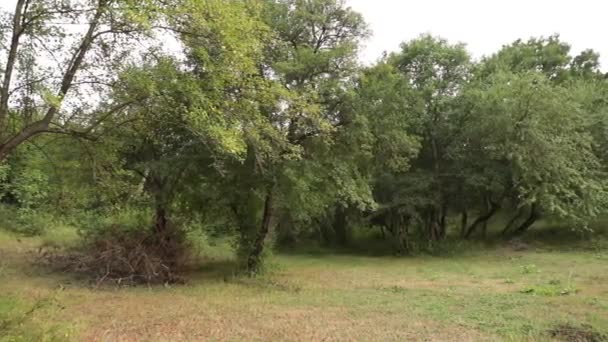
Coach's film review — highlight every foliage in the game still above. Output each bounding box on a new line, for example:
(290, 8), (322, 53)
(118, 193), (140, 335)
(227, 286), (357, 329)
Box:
(462, 70), (608, 224)
(0, 0), (607, 274)
(520, 282), (578, 297)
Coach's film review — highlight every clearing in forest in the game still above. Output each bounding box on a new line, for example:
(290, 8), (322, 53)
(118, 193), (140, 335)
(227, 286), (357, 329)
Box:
(1, 229), (607, 341)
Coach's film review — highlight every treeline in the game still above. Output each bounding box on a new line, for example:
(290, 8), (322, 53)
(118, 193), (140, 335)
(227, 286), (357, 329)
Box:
(1, 0), (607, 276)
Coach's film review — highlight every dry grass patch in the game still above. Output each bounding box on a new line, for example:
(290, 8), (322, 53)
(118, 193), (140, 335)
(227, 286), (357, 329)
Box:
(1, 231), (607, 341)
(80, 305), (490, 342)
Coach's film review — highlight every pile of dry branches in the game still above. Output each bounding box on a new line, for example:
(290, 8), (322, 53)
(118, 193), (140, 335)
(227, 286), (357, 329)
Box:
(38, 225), (189, 286)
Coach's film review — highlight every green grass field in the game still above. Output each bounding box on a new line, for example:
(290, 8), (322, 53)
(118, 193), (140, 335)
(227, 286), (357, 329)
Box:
(1, 228), (607, 341)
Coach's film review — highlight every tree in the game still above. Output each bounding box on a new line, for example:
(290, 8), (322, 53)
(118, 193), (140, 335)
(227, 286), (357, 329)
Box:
(478, 35), (606, 83)
(462, 35), (608, 236)
(350, 60), (421, 252)
(0, 0), (158, 162)
(386, 34), (471, 241)
(94, 0), (274, 263)
(461, 71), (608, 235)
(224, 0), (370, 272)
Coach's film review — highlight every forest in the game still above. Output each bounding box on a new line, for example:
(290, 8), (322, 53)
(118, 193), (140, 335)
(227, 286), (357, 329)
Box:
(1, 0), (607, 340)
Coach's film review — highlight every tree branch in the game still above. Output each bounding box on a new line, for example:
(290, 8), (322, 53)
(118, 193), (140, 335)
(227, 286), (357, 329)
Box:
(0, 0), (27, 132)
(0, 0), (109, 162)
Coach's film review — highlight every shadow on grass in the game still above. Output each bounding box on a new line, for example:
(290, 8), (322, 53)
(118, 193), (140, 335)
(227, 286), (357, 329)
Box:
(516, 222), (608, 253)
(276, 236), (499, 259)
(4, 220), (607, 290)
(187, 257), (241, 283)
(276, 222), (608, 259)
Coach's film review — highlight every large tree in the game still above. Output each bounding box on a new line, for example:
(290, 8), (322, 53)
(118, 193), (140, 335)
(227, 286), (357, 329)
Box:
(386, 35), (471, 241)
(94, 0), (273, 252)
(457, 70), (608, 236)
(225, 0), (369, 272)
(0, 0), (158, 162)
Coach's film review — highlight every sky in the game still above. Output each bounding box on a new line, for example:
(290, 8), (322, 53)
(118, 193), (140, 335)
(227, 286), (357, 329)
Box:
(1, 0), (606, 70)
(347, 0), (608, 69)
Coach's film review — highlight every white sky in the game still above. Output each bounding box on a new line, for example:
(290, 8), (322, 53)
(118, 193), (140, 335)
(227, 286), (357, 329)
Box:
(1, 0), (606, 70)
(348, 0), (608, 69)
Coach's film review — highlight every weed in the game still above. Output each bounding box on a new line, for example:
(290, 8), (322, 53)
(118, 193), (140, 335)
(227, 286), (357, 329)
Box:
(520, 282), (578, 297)
(381, 285), (410, 294)
(549, 279), (562, 285)
(520, 264), (540, 274)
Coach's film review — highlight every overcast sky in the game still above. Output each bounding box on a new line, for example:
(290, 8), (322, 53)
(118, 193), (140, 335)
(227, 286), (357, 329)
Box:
(1, 0), (606, 70)
(348, 0), (608, 69)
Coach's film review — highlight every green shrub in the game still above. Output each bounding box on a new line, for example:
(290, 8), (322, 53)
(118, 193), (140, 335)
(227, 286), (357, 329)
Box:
(0, 205), (57, 236)
(520, 264), (540, 274)
(520, 278), (578, 297)
(71, 207), (152, 237)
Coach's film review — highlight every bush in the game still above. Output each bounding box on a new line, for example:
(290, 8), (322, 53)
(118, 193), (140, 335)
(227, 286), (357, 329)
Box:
(0, 205), (57, 236)
(69, 207), (151, 236)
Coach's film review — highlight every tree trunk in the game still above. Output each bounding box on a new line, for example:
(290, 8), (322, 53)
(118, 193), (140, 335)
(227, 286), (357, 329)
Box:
(395, 223), (408, 255)
(333, 205), (349, 246)
(512, 204), (539, 236)
(439, 201), (448, 239)
(154, 205), (168, 234)
(247, 188), (275, 274)
(0, 0), (26, 135)
(152, 203), (181, 267)
(460, 210), (468, 238)
(481, 198), (491, 238)
(394, 213), (410, 255)
(426, 210), (435, 241)
(429, 127), (444, 242)
(427, 209), (441, 241)
(465, 201), (500, 239)
(0, 1), (107, 162)
(501, 208), (525, 236)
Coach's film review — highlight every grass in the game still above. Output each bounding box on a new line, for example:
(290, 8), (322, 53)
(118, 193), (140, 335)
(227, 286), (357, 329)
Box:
(0, 228), (607, 341)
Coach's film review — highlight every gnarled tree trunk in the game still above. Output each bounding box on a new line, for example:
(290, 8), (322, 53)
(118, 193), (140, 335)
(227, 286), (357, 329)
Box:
(460, 210), (468, 238)
(247, 188), (275, 274)
(425, 208), (441, 241)
(0, 0), (108, 162)
(501, 208), (526, 236)
(465, 198), (500, 239)
(394, 213), (410, 255)
(512, 204), (540, 236)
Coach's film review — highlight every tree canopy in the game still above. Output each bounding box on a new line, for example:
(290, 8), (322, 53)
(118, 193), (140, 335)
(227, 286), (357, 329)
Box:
(1, 0), (607, 276)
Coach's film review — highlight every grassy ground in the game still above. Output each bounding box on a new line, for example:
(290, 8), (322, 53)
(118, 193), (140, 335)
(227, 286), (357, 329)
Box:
(0, 228), (607, 341)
